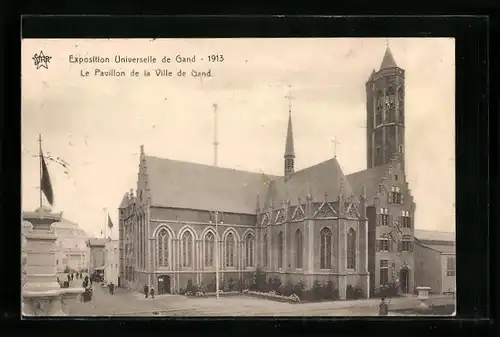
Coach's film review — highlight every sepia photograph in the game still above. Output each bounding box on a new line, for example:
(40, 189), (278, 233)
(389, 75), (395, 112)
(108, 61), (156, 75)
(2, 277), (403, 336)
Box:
(21, 37), (455, 317)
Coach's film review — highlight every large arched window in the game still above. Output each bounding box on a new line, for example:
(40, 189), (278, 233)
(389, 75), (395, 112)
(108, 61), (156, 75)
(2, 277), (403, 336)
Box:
(347, 228), (356, 269)
(375, 90), (383, 126)
(278, 232), (284, 269)
(295, 229), (303, 269)
(245, 234), (255, 267)
(225, 233), (235, 267)
(182, 231), (193, 267)
(263, 233), (268, 267)
(157, 228), (169, 268)
(398, 86), (404, 101)
(204, 232), (215, 267)
(386, 87), (395, 104)
(385, 87), (396, 122)
(320, 227), (332, 269)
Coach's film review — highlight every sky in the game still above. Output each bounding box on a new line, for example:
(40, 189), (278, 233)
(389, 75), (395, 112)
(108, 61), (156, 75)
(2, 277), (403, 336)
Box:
(21, 38), (455, 238)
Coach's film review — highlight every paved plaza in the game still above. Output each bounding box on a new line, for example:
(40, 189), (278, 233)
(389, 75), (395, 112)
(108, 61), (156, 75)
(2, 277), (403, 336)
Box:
(66, 284), (455, 317)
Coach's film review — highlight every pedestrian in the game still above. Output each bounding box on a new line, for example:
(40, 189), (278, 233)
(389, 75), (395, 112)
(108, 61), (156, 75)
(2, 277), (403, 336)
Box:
(71, 273), (74, 281)
(378, 297), (389, 316)
(109, 282), (115, 295)
(150, 287), (155, 299)
(144, 284), (149, 298)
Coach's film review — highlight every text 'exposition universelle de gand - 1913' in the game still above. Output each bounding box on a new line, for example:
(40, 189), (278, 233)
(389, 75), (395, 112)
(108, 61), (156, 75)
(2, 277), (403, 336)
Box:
(69, 53), (224, 78)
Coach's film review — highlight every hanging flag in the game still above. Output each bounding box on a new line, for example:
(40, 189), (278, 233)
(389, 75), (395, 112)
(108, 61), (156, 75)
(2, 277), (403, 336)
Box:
(108, 214), (114, 229)
(40, 150), (54, 205)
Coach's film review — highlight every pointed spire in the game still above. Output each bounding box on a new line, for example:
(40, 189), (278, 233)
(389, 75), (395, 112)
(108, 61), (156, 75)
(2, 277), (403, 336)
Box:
(284, 88), (296, 179)
(255, 193), (261, 212)
(380, 44), (398, 70)
(119, 193), (129, 209)
(367, 69), (376, 82)
(284, 109), (295, 157)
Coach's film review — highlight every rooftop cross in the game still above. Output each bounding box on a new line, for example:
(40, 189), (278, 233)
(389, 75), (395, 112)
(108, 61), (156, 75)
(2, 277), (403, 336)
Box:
(331, 136), (341, 158)
(285, 86), (295, 114)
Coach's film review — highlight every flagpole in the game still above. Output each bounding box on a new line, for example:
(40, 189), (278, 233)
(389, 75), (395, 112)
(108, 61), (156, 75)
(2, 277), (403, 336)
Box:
(103, 208), (107, 239)
(38, 134), (43, 209)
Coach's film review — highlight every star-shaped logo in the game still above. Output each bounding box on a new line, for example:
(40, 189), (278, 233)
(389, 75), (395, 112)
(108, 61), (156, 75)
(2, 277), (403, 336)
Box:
(32, 51), (52, 70)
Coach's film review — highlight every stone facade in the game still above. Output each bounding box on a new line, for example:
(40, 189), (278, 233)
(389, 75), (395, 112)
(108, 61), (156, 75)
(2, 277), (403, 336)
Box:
(119, 196), (369, 300)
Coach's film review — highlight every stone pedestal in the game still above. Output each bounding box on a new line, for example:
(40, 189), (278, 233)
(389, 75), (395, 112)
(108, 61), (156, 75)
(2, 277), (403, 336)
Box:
(22, 208), (85, 316)
(416, 286), (431, 309)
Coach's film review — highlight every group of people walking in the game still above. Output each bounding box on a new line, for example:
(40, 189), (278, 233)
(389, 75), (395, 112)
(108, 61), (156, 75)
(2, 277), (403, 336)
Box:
(143, 284), (155, 299)
(67, 272), (83, 282)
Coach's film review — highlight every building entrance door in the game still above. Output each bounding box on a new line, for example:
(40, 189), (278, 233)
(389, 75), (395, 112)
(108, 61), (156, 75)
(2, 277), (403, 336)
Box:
(400, 268), (410, 293)
(158, 275), (171, 294)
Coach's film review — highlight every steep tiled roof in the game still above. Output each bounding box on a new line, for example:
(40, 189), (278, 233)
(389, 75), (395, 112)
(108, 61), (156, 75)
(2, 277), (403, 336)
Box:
(414, 229), (456, 243)
(346, 164), (391, 199)
(145, 156), (279, 214)
(380, 46), (398, 70)
(264, 157), (357, 207)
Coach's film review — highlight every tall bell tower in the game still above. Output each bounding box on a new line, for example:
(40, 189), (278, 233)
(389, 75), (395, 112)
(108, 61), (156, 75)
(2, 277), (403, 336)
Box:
(366, 44), (406, 172)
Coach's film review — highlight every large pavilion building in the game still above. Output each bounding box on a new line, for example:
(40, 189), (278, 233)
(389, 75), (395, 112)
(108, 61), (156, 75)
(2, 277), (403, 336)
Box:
(118, 46), (417, 298)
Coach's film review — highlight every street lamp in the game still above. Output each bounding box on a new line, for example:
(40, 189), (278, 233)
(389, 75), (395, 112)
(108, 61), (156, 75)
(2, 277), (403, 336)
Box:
(210, 211), (223, 300)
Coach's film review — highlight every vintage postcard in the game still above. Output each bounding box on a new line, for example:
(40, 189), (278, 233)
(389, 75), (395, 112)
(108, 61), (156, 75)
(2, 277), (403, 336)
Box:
(21, 38), (455, 317)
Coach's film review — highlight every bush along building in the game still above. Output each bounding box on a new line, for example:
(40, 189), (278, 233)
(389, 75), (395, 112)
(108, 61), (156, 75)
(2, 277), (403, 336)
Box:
(346, 46), (416, 297)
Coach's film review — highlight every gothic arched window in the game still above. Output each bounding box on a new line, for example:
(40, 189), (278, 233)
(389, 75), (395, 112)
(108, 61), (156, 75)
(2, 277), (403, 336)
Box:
(278, 232), (284, 269)
(295, 229), (303, 269)
(376, 106), (383, 126)
(385, 87), (396, 122)
(347, 228), (356, 269)
(263, 233), (268, 267)
(320, 227), (332, 269)
(182, 231), (193, 267)
(204, 232), (215, 267)
(225, 233), (235, 267)
(398, 87), (404, 101)
(245, 234), (255, 267)
(376, 90), (384, 106)
(157, 228), (169, 268)
(386, 87), (395, 104)
(375, 90), (383, 126)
